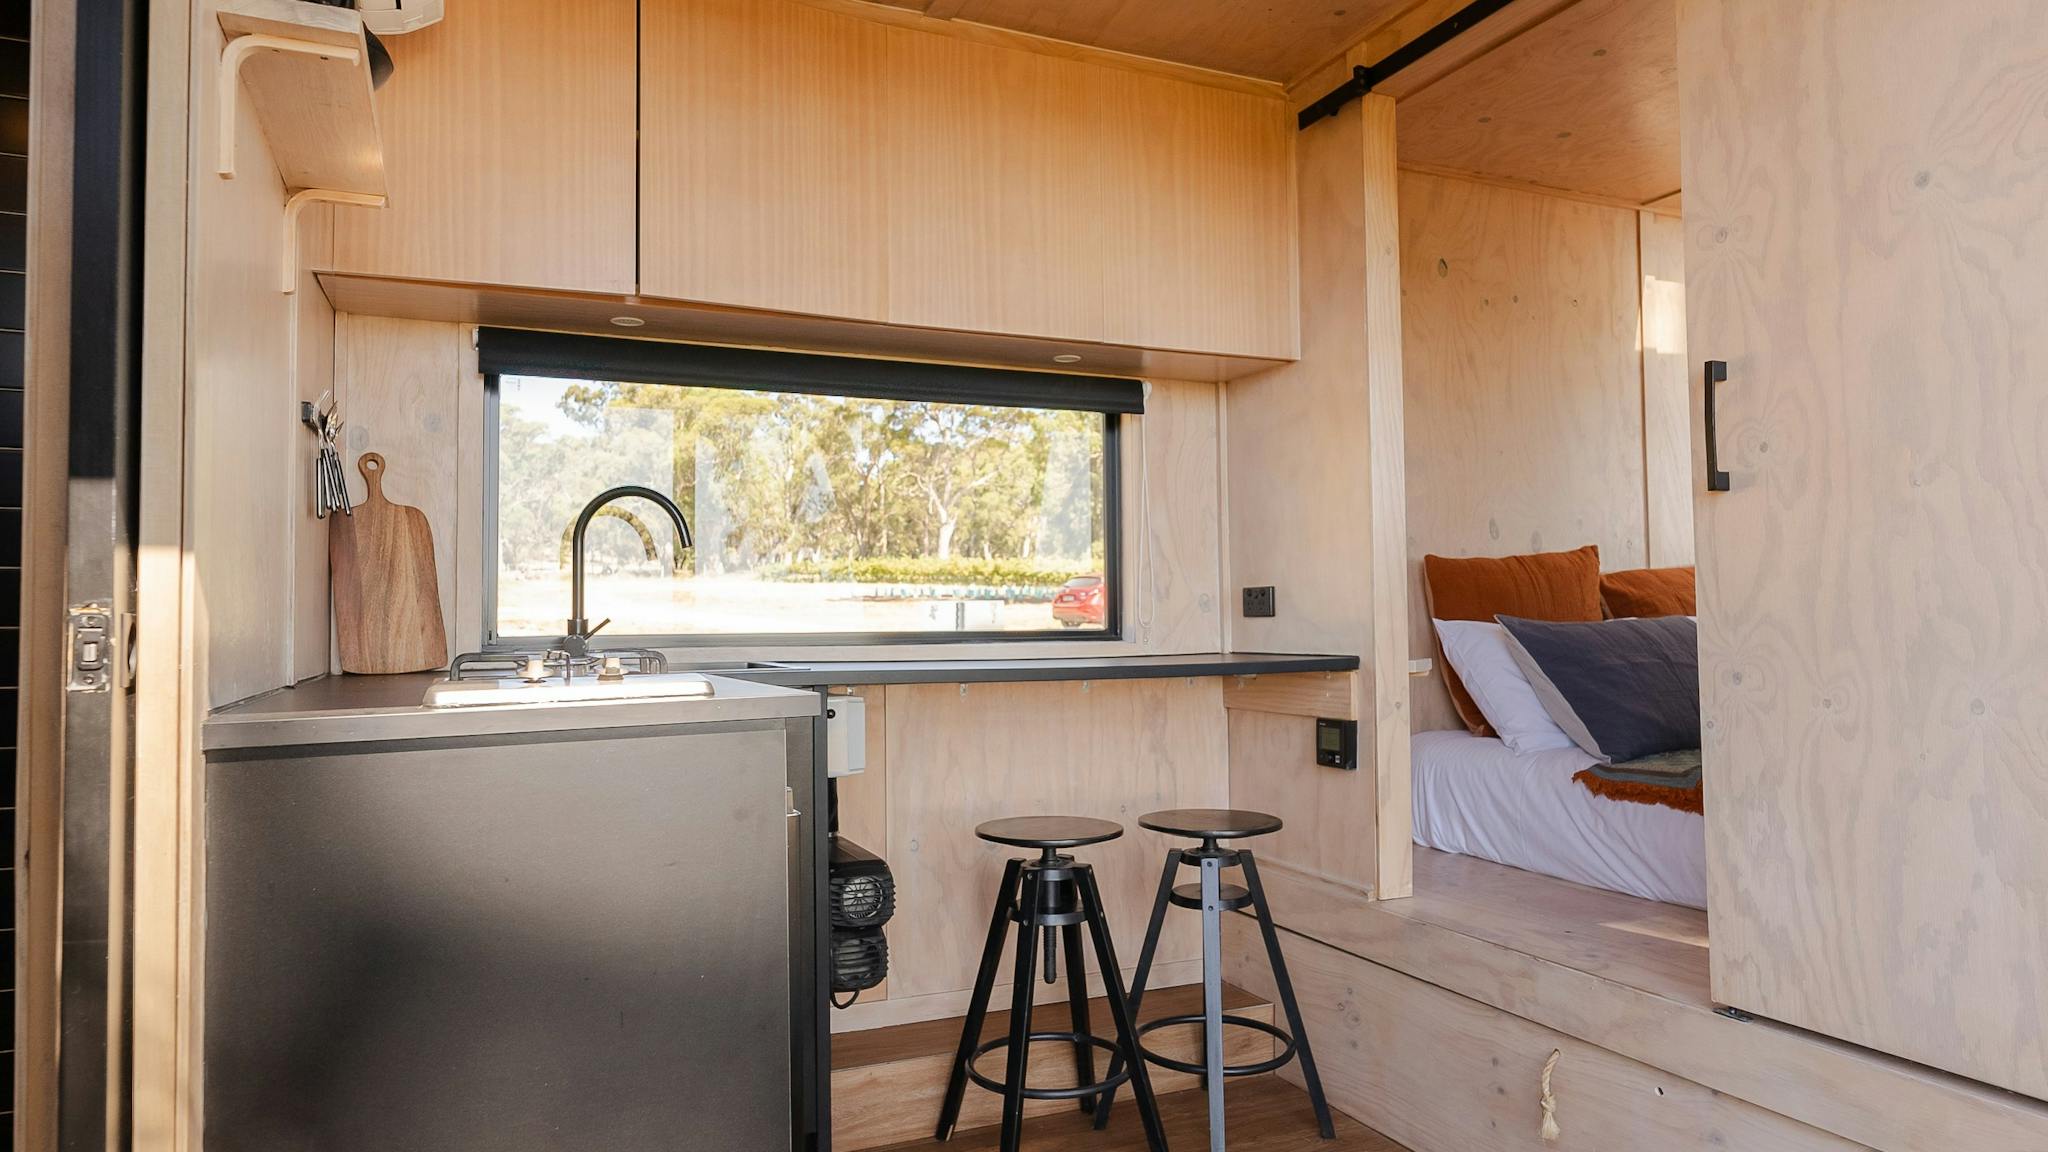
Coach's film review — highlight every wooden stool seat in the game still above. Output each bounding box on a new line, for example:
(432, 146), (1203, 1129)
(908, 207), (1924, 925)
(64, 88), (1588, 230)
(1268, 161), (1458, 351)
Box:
(976, 815), (1125, 850)
(1137, 808), (1283, 840)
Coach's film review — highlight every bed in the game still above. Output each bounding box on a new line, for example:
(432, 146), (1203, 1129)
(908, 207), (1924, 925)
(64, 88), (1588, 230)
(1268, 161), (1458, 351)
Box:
(1411, 728), (1708, 909)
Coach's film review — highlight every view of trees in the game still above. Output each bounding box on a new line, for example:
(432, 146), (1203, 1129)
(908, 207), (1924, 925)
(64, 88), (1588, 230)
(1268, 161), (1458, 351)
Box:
(495, 376), (1108, 584)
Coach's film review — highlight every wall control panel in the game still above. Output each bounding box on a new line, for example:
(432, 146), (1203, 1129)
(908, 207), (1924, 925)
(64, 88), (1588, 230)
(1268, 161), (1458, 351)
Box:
(1315, 717), (1357, 771)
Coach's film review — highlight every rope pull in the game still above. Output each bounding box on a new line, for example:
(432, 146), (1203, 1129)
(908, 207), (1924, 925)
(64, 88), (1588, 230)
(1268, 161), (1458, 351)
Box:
(1539, 1048), (1562, 1141)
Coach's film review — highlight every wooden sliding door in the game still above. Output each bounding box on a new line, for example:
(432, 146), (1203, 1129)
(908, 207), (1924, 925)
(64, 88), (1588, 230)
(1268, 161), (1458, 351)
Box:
(1682, 0), (2048, 1098)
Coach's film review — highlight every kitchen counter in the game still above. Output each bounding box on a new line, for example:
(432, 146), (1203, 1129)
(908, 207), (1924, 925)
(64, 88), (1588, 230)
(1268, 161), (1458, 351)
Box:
(734, 650), (1358, 687)
(203, 671), (822, 752)
(203, 653), (1354, 751)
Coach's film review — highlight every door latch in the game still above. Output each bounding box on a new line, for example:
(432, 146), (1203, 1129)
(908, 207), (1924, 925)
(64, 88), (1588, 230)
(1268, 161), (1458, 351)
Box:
(67, 603), (113, 692)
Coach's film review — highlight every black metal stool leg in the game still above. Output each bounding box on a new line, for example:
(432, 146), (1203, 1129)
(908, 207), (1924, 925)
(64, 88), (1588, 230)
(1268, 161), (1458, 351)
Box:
(1077, 867), (1169, 1152)
(936, 858), (1023, 1141)
(1063, 920), (1096, 1113)
(1198, 852), (1227, 1152)
(1093, 847), (1182, 1130)
(999, 872), (1045, 1152)
(1240, 851), (1335, 1139)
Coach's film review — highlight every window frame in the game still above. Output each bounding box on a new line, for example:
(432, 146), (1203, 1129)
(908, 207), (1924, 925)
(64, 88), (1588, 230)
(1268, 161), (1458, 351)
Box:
(480, 371), (1125, 650)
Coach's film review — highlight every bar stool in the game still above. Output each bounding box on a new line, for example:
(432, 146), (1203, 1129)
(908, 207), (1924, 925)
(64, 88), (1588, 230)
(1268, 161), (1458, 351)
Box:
(935, 816), (1169, 1152)
(1094, 808), (1333, 1150)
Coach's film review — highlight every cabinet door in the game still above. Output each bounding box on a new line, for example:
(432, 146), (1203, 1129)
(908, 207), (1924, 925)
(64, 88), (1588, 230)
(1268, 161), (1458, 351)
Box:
(1684, 0), (2048, 1099)
(328, 0), (637, 293)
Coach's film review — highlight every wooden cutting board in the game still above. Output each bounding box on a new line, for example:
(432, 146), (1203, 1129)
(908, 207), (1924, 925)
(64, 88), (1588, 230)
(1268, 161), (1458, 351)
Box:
(330, 451), (449, 674)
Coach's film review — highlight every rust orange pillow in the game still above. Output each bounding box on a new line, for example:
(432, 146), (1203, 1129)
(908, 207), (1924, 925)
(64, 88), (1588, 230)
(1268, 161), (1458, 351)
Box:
(1422, 545), (1603, 736)
(1601, 566), (1696, 618)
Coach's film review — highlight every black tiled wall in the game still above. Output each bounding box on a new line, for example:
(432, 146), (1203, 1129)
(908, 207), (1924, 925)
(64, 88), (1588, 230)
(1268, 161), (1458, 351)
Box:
(1, 0), (23, 1141)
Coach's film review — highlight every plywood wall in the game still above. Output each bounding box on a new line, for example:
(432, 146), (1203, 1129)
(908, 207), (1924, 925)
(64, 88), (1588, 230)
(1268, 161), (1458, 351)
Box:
(1639, 208), (1693, 567)
(850, 677), (1227, 1026)
(1225, 95), (1408, 897)
(189, 0), (337, 708)
(328, 316), (486, 664)
(1400, 169), (1690, 731)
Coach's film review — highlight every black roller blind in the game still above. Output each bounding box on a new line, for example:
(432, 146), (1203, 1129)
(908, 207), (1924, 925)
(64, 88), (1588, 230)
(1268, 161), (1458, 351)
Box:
(477, 328), (1146, 415)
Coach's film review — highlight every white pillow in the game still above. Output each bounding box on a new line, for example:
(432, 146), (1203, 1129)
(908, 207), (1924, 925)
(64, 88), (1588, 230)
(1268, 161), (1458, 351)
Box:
(1431, 618), (1578, 755)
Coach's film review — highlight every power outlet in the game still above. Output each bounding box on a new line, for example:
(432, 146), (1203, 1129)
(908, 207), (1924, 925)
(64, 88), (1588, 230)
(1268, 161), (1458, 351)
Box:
(1242, 585), (1277, 618)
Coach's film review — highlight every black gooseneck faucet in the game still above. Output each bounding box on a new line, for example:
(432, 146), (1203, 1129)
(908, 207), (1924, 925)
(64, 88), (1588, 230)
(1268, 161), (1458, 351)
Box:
(564, 486), (693, 654)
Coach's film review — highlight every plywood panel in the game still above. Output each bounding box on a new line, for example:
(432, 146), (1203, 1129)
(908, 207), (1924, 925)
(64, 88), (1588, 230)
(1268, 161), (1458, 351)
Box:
(192, 0), (302, 707)
(882, 678), (1228, 1001)
(1637, 209), (1691, 567)
(1224, 919), (1867, 1152)
(1399, 170), (1645, 731)
(333, 316), (466, 664)
(1129, 380), (1223, 654)
(328, 0), (636, 293)
(640, 0), (1296, 359)
(1234, 856), (2048, 1152)
(1221, 671), (1357, 720)
(1681, 0), (2048, 1100)
(1394, 0), (1680, 206)
(290, 206), (335, 682)
(1227, 709), (1374, 889)
(1225, 94), (1405, 896)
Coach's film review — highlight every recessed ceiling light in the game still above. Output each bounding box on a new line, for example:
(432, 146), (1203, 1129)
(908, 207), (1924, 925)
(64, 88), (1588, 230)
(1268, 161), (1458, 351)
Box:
(1052, 354), (1082, 364)
(611, 315), (646, 328)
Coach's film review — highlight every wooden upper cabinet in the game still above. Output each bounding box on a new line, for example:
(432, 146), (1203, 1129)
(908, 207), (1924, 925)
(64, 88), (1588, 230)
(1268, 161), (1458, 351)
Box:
(1684, 0), (2048, 1100)
(638, 0), (1298, 360)
(328, 0), (637, 294)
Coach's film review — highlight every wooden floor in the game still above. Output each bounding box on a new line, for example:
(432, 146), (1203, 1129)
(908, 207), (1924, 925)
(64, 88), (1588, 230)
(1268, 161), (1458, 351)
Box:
(873, 1076), (1408, 1152)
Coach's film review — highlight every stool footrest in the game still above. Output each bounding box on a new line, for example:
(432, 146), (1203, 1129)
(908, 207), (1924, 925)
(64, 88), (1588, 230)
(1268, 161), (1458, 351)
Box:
(1133, 1012), (1297, 1078)
(965, 1032), (1132, 1100)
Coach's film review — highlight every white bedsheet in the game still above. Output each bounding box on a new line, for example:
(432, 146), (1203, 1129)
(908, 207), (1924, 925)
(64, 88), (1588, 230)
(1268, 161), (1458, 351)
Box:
(1411, 729), (1707, 908)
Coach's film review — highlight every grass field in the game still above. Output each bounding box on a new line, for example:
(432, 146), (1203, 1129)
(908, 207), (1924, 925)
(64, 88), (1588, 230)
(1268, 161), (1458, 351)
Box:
(495, 571), (1096, 639)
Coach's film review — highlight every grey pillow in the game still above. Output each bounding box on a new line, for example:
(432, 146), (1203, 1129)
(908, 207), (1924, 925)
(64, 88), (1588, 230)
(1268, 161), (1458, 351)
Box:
(1494, 614), (1700, 763)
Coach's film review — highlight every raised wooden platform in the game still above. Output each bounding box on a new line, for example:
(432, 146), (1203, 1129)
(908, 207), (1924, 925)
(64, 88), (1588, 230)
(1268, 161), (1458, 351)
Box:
(833, 983), (1277, 1151)
(1239, 849), (2048, 1152)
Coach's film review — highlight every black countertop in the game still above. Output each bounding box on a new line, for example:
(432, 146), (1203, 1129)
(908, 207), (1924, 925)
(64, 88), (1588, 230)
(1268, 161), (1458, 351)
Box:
(734, 651), (1357, 687)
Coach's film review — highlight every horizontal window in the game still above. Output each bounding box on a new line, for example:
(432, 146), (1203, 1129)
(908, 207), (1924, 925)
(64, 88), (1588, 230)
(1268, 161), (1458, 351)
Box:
(485, 340), (1126, 645)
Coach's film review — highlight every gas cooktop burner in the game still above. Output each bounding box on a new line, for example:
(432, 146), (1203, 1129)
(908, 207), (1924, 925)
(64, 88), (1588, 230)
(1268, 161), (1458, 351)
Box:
(446, 647), (670, 682)
(425, 648), (716, 708)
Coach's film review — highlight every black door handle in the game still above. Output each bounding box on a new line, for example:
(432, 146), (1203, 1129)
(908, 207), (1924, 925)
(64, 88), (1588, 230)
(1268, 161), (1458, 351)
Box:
(1704, 360), (1730, 492)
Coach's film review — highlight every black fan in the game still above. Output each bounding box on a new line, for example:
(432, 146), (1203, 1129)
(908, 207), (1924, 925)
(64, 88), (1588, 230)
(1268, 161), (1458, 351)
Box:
(830, 928), (889, 995)
(829, 838), (896, 930)
(829, 838), (895, 1000)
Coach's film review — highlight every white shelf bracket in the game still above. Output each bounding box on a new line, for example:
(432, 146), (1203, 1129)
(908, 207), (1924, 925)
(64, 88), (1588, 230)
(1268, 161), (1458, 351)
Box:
(218, 33), (360, 180)
(281, 187), (385, 293)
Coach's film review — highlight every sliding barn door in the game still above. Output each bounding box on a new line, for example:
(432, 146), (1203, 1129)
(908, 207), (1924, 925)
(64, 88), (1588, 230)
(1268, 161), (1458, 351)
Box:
(1683, 0), (2048, 1099)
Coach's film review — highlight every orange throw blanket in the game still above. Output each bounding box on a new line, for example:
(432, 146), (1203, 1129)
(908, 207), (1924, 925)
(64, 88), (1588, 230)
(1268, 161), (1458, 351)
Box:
(1573, 748), (1703, 815)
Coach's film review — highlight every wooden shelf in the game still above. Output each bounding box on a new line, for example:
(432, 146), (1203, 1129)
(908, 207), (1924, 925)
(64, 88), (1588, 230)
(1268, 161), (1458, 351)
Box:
(217, 0), (387, 198)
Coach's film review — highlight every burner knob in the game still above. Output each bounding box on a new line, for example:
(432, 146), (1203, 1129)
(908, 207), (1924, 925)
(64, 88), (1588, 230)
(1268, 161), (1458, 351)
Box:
(522, 655), (549, 681)
(598, 655), (626, 683)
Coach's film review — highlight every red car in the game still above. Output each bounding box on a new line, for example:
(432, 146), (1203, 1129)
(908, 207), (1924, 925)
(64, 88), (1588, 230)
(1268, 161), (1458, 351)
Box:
(1052, 574), (1106, 628)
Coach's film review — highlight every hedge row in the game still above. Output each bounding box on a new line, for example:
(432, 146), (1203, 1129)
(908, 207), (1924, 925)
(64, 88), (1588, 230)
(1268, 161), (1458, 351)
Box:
(776, 557), (1096, 587)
